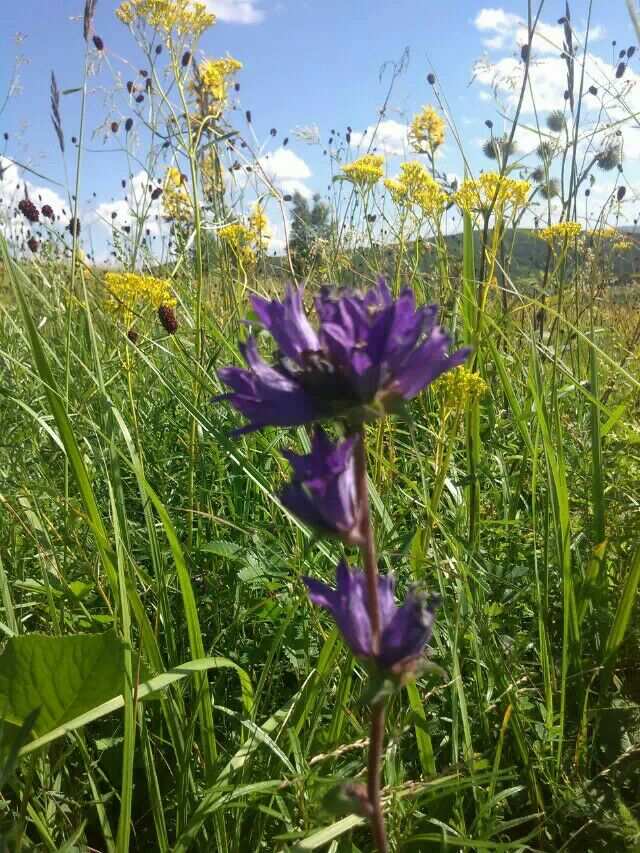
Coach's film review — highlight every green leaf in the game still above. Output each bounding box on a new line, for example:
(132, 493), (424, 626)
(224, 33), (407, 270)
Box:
(200, 540), (242, 559)
(0, 631), (125, 737)
(19, 656), (251, 756)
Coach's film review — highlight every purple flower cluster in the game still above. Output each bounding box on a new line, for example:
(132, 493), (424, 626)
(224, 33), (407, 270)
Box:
(304, 561), (439, 672)
(218, 280), (470, 434)
(217, 280), (464, 677)
(281, 429), (363, 545)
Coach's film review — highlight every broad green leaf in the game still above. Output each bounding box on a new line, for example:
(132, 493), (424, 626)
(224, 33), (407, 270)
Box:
(200, 540), (242, 559)
(0, 631), (125, 736)
(19, 657), (251, 755)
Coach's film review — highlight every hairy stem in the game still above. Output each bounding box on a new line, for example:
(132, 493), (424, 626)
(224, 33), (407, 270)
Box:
(354, 432), (389, 853)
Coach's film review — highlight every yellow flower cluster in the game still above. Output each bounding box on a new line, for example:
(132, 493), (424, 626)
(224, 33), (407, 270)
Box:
(409, 106), (446, 152)
(105, 272), (176, 317)
(248, 203), (270, 247)
(589, 226), (618, 239)
(199, 56), (243, 111)
(163, 167), (192, 221)
(454, 172), (530, 216)
(613, 238), (634, 251)
(219, 222), (261, 265)
(201, 149), (224, 197)
(384, 161), (448, 219)
(116, 0), (215, 37)
(538, 221), (582, 243)
(342, 154), (384, 186)
(437, 366), (488, 409)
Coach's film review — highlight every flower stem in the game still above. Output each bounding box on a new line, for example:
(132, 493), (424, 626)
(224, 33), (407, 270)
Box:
(354, 432), (389, 853)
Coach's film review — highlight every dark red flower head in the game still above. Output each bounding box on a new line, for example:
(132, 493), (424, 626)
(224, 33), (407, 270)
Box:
(18, 198), (40, 223)
(158, 304), (178, 334)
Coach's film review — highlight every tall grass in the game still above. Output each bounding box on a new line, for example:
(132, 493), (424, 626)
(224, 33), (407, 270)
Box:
(0, 1), (639, 850)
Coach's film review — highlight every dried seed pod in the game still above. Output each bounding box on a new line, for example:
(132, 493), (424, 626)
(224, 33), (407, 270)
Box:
(158, 304), (178, 334)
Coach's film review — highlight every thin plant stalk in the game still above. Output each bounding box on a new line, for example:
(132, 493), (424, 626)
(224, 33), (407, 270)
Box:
(354, 432), (388, 853)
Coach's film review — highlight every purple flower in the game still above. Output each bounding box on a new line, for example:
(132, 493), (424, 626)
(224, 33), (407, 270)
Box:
(281, 430), (363, 545)
(217, 280), (471, 433)
(303, 561), (439, 673)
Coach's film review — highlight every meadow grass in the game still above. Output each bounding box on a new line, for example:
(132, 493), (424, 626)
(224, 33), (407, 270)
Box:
(0, 1), (639, 850)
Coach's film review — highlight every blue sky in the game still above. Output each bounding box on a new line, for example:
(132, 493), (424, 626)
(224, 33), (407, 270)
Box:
(1, 0), (639, 258)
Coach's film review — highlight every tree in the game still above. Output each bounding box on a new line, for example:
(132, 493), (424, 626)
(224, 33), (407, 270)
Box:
(289, 191), (331, 277)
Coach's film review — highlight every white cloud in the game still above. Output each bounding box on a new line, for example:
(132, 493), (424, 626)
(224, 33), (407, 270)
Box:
(473, 49), (640, 117)
(257, 147), (313, 197)
(204, 0), (264, 24)
(350, 119), (409, 157)
(0, 157), (67, 242)
(474, 7), (603, 55)
(92, 170), (167, 238)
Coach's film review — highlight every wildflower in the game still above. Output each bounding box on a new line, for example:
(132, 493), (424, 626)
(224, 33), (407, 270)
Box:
(158, 304), (178, 333)
(163, 167), (191, 221)
(342, 154), (384, 186)
(127, 328), (139, 344)
(454, 172), (529, 217)
(383, 178), (407, 205)
(384, 161), (447, 219)
(41, 204), (54, 220)
(93, 35), (104, 50)
(218, 222), (256, 265)
(125, 118), (134, 132)
(116, 0), (215, 39)
(547, 111), (566, 134)
(27, 237), (39, 253)
(198, 56), (242, 113)
(18, 199), (40, 223)
(248, 202), (270, 247)
(217, 280), (470, 433)
(436, 365), (488, 410)
(538, 221), (582, 243)
(613, 238), (633, 251)
(597, 142), (622, 171)
(105, 272), (175, 315)
(304, 560), (439, 674)
(281, 430), (363, 545)
(67, 217), (81, 237)
(409, 105), (445, 153)
(589, 226), (618, 239)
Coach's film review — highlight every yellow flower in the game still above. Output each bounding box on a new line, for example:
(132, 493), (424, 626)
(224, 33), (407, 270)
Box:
(105, 272), (176, 322)
(454, 172), (529, 217)
(589, 226), (618, 239)
(163, 168), (192, 221)
(613, 238), (634, 251)
(437, 366), (488, 409)
(198, 56), (243, 112)
(385, 161), (447, 220)
(219, 222), (257, 265)
(249, 203), (270, 247)
(116, 0), (215, 38)
(538, 221), (582, 243)
(409, 106), (446, 153)
(384, 178), (407, 204)
(342, 154), (384, 186)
